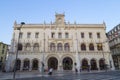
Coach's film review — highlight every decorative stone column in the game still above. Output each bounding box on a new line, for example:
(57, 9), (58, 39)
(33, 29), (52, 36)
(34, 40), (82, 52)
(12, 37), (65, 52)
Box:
(97, 60), (100, 70)
(38, 61), (42, 72)
(29, 60), (32, 71)
(20, 60), (23, 71)
(88, 60), (91, 71)
(58, 62), (63, 71)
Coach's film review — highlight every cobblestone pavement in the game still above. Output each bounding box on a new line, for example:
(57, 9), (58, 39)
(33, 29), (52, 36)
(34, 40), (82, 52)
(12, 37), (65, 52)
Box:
(0, 70), (120, 80)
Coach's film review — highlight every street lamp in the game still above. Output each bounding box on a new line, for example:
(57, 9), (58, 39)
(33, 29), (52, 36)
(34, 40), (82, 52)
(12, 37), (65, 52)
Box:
(97, 41), (112, 71)
(75, 33), (80, 73)
(96, 42), (105, 69)
(13, 22), (25, 80)
(41, 32), (45, 79)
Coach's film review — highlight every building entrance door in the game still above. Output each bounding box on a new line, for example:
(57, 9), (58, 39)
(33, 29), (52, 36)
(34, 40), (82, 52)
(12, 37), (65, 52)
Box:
(63, 57), (73, 70)
(48, 57), (58, 70)
(99, 59), (105, 70)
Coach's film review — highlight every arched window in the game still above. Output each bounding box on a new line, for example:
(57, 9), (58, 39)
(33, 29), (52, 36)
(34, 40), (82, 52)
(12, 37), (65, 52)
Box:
(25, 43), (31, 51)
(81, 43), (86, 50)
(64, 43), (70, 51)
(89, 43), (94, 50)
(57, 43), (62, 51)
(18, 43), (23, 51)
(97, 43), (103, 51)
(50, 43), (55, 51)
(33, 43), (39, 51)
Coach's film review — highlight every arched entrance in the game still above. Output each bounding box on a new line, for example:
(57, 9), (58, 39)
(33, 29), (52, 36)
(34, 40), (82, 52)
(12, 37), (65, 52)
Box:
(63, 57), (73, 70)
(23, 59), (30, 70)
(32, 59), (38, 70)
(90, 59), (97, 70)
(16, 59), (21, 70)
(82, 59), (88, 70)
(99, 59), (105, 70)
(48, 57), (58, 70)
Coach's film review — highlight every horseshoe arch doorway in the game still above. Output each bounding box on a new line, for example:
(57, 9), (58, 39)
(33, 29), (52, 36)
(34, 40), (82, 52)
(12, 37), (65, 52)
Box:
(63, 57), (73, 70)
(48, 57), (58, 70)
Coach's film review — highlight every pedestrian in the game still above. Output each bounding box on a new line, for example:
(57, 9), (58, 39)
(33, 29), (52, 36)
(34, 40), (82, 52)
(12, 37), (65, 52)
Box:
(48, 68), (53, 75)
(87, 65), (90, 72)
(75, 68), (78, 73)
(75, 66), (78, 74)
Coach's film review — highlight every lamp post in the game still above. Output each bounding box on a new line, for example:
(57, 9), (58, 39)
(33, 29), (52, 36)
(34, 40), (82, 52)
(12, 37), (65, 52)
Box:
(13, 22), (25, 80)
(41, 32), (45, 79)
(97, 42), (105, 69)
(75, 33), (80, 73)
(97, 40), (111, 71)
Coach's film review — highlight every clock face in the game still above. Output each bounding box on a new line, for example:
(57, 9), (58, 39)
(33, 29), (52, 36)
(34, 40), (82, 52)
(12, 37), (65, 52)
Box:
(58, 18), (62, 24)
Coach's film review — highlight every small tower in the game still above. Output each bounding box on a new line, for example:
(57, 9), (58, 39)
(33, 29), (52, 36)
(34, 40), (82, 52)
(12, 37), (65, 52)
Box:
(55, 13), (65, 25)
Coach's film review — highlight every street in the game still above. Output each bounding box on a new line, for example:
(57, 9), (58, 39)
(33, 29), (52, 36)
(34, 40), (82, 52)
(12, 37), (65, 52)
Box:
(3, 70), (120, 80)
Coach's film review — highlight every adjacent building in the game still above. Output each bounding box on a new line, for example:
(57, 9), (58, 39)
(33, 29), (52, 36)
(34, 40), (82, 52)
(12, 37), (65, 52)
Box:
(7, 14), (114, 72)
(107, 24), (120, 70)
(0, 42), (9, 71)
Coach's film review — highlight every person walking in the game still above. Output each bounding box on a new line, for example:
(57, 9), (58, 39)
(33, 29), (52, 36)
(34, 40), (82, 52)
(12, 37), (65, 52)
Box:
(48, 68), (53, 75)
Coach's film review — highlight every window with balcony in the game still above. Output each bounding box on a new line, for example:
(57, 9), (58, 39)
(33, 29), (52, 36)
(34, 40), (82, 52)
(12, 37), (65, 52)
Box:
(58, 33), (62, 38)
(1, 57), (3, 62)
(81, 43), (86, 50)
(65, 33), (69, 38)
(57, 43), (62, 51)
(51, 32), (55, 38)
(18, 43), (23, 51)
(25, 43), (31, 51)
(27, 32), (31, 38)
(50, 43), (55, 51)
(33, 43), (39, 51)
(89, 43), (94, 50)
(35, 32), (39, 38)
(97, 33), (100, 38)
(64, 43), (70, 51)
(19, 32), (23, 39)
(97, 43), (103, 51)
(89, 32), (92, 38)
(81, 32), (84, 38)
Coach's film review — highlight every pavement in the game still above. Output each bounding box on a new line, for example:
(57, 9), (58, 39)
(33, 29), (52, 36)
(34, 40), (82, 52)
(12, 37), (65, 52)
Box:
(0, 70), (119, 80)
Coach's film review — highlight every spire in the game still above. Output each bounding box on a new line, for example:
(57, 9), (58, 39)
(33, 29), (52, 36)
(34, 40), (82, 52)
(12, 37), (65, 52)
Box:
(74, 21), (76, 24)
(103, 21), (106, 27)
(14, 20), (17, 26)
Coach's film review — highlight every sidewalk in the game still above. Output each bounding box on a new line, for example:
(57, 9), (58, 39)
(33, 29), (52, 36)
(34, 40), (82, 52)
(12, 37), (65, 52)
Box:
(0, 71), (43, 80)
(0, 70), (115, 80)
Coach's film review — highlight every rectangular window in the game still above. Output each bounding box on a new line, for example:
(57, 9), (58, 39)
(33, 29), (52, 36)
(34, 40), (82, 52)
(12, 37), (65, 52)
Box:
(27, 32), (31, 38)
(97, 33), (100, 38)
(1, 57), (3, 61)
(19, 32), (23, 39)
(35, 32), (39, 38)
(58, 33), (62, 38)
(2, 50), (4, 54)
(65, 33), (69, 38)
(51, 32), (55, 38)
(81, 32), (84, 38)
(89, 32), (92, 38)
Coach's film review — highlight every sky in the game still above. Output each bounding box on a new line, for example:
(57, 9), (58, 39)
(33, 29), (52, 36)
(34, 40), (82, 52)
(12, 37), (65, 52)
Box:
(0, 0), (120, 44)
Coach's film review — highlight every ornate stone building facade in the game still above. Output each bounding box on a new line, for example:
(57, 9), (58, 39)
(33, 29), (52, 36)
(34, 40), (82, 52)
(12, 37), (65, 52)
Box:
(0, 42), (9, 71)
(107, 24), (120, 70)
(7, 14), (114, 72)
